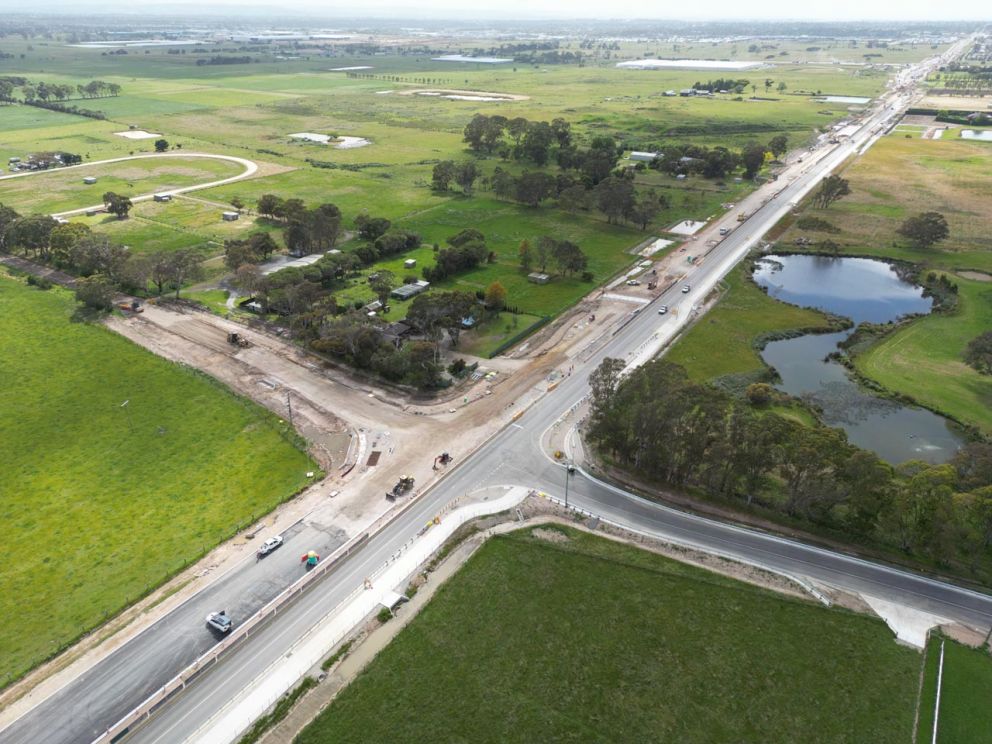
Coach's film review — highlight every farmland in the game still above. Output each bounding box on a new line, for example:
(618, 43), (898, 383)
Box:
(777, 134), (992, 434)
(855, 275), (992, 434)
(0, 155), (245, 214)
(778, 135), (992, 273)
(298, 527), (921, 743)
(917, 637), (992, 744)
(0, 272), (316, 686)
(0, 39), (899, 345)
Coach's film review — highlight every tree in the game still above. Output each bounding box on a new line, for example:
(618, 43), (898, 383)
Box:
(223, 239), (260, 271)
(550, 117), (572, 148)
(521, 120), (554, 165)
(454, 161), (479, 195)
(257, 193), (283, 218)
(550, 239), (588, 276)
(491, 168), (516, 200)
(6, 215), (57, 258)
(230, 196), (245, 212)
(431, 160), (456, 191)
(593, 176), (635, 224)
(355, 214), (391, 242)
(518, 239), (533, 271)
(897, 211), (949, 249)
(49, 222), (90, 267)
(308, 203), (343, 250)
(463, 114), (489, 153)
(166, 249), (204, 298)
(768, 134), (789, 158)
(154, 138), (169, 152)
(964, 331), (992, 375)
(740, 143), (767, 179)
(249, 231), (277, 260)
(74, 274), (115, 311)
(812, 175), (851, 209)
(514, 171), (556, 207)
(557, 184), (591, 214)
(369, 269), (396, 306)
(777, 81), (787, 93)
(102, 192), (132, 219)
(484, 280), (507, 311)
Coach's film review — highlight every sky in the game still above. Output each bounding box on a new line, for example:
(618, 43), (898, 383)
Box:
(28, 0), (992, 21)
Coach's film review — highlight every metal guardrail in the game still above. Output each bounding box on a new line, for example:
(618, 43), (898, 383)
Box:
(92, 492), (429, 744)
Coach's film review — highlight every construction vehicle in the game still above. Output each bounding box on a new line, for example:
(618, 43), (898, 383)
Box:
(227, 332), (250, 348)
(736, 212), (747, 222)
(118, 300), (143, 313)
(387, 475), (415, 500)
(433, 452), (453, 470)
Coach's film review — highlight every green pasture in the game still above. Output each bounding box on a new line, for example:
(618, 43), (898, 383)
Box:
(917, 637), (992, 744)
(854, 275), (992, 434)
(298, 527), (920, 743)
(0, 273), (315, 686)
(779, 135), (992, 273)
(666, 263), (832, 381)
(0, 155), (244, 213)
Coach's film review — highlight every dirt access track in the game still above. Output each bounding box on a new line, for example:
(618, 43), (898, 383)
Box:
(0, 152), (265, 218)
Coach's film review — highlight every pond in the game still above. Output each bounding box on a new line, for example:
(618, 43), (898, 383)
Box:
(753, 255), (965, 464)
(961, 129), (992, 142)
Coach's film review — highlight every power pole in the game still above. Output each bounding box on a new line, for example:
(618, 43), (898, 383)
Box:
(286, 392), (294, 428)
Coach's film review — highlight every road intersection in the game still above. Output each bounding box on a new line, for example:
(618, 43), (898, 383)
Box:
(2, 39), (987, 744)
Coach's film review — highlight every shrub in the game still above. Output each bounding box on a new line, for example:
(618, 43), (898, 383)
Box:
(26, 274), (53, 290)
(796, 216), (840, 233)
(376, 607), (393, 623)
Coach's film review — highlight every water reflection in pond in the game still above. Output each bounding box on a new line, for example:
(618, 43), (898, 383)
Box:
(753, 255), (965, 464)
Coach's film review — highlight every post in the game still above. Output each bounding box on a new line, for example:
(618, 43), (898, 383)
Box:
(120, 399), (134, 433)
(564, 461), (571, 510)
(286, 392), (294, 428)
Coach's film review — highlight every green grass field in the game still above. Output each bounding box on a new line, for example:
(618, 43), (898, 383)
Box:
(0, 156), (244, 213)
(0, 273), (316, 685)
(298, 527), (920, 743)
(917, 637), (992, 744)
(779, 136), (992, 273)
(854, 275), (992, 434)
(665, 262), (832, 381)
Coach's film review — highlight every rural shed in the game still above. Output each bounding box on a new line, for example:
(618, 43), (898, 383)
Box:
(390, 281), (429, 301)
(629, 151), (659, 162)
(153, 193), (172, 202)
(403, 258), (417, 269)
(222, 211), (240, 221)
(83, 176), (98, 184)
(528, 272), (551, 285)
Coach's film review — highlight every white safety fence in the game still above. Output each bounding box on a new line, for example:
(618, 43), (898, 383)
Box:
(189, 486), (531, 744)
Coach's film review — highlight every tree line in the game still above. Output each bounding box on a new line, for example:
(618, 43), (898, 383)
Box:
(0, 78), (121, 103)
(0, 203), (203, 309)
(587, 358), (992, 575)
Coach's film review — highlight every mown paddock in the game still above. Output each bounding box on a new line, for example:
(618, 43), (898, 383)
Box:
(0, 273), (316, 686)
(297, 527), (921, 744)
(778, 135), (992, 273)
(916, 636), (992, 744)
(0, 155), (245, 214)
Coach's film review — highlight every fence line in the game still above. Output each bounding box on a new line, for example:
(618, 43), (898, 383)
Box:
(931, 639), (945, 744)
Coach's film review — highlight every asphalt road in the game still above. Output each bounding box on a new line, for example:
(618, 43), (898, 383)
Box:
(5, 39), (987, 744)
(0, 522), (346, 744)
